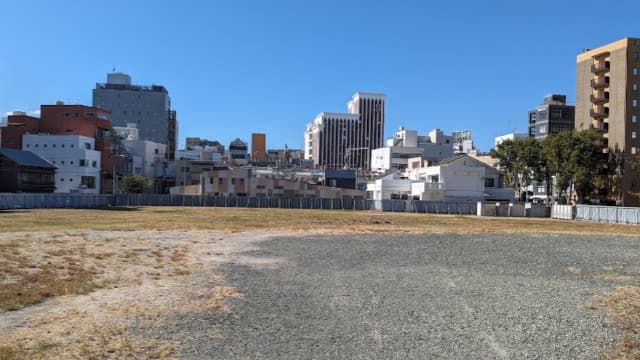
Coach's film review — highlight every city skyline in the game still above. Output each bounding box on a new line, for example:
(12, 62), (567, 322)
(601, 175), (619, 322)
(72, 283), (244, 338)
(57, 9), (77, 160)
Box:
(2, 1), (640, 151)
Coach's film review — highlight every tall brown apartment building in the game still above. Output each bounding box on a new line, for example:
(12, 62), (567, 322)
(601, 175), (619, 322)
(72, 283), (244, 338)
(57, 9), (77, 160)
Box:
(576, 37), (640, 206)
(251, 133), (267, 159)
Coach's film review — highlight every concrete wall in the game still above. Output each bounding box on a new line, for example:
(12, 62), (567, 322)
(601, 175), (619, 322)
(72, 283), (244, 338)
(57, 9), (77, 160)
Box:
(23, 134), (101, 194)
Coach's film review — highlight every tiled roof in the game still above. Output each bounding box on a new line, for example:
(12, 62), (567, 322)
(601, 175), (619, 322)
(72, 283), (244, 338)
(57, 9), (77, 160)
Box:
(0, 148), (57, 169)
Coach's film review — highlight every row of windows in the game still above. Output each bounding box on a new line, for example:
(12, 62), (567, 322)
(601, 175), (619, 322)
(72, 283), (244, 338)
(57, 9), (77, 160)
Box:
(26, 143), (77, 149)
(122, 110), (152, 116)
(25, 142), (92, 149)
(58, 176), (96, 188)
(60, 112), (108, 120)
(50, 159), (98, 167)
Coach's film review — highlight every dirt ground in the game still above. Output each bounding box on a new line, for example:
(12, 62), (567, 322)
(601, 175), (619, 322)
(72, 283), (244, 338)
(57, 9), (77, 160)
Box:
(0, 208), (638, 359)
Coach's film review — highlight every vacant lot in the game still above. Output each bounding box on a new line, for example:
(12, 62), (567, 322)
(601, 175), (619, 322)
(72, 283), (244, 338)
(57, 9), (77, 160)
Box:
(0, 208), (639, 359)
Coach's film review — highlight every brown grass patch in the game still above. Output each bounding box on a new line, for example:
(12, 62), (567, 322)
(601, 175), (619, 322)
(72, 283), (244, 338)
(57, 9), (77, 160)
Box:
(0, 266), (96, 311)
(0, 239), (98, 312)
(0, 207), (638, 236)
(0, 230), (233, 359)
(593, 286), (640, 359)
(565, 266), (583, 275)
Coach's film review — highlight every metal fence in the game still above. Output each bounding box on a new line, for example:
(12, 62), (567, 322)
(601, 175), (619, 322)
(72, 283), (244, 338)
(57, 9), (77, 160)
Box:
(113, 194), (375, 211)
(374, 200), (477, 215)
(576, 205), (640, 225)
(1, 193), (479, 215)
(477, 202), (550, 218)
(550, 205), (576, 220)
(0, 193), (111, 209)
(551, 204), (640, 225)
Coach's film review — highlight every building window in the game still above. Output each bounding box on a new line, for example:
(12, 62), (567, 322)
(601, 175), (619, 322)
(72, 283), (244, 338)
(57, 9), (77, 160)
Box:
(43, 144), (47, 148)
(26, 144), (30, 148)
(70, 160), (74, 165)
(61, 160), (65, 165)
(92, 161), (97, 167)
(484, 178), (495, 188)
(69, 178), (73, 182)
(60, 178), (64, 182)
(61, 144), (65, 148)
(634, 84), (638, 91)
(634, 67), (639, 76)
(634, 99), (638, 108)
(85, 142), (91, 149)
(34, 144), (38, 148)
(632, 147), (638, 155)
(634, 52), (639, 60)
(539, 125), (547, 134)
(52, 144), (56, 148)
(70, 144), (74, 148)
(80, 176), (96, 189)
(79, 159), (86, 167)
(633, 115), (638, 123)
(633, 131), (637, 139)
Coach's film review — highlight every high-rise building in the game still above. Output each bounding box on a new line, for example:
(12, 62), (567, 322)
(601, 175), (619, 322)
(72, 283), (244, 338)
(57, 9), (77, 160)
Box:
(305, 92), (385, 170)
(576, 37), (640, 206)
(92, 72), (178, 160)
(229, 138), (249, 165)
(451, 130), (474, 154)
(528, 94), (575, 140)
(251, 133), (267, 159)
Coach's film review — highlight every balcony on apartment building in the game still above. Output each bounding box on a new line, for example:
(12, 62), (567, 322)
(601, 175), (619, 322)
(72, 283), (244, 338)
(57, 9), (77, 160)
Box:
(590, 121), (609, 132)
(590, 107), (609, 119)
(590, 91), (610, 104)
(591, 61), (610, 74)
(591, 77), (610, 89)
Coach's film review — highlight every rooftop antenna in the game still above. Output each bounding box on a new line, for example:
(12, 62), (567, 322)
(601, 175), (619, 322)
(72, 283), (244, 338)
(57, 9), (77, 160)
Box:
(112, 66), (116, 72)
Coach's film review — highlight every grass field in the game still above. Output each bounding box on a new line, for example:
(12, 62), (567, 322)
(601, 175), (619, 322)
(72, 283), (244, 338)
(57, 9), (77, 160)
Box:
(1, 207), (639, 359)
(1, 206), (639, 235)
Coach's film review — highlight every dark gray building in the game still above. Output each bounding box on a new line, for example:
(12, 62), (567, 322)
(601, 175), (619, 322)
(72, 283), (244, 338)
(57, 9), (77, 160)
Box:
(92, 72), (178, 159)
(528, 94), (575, 140)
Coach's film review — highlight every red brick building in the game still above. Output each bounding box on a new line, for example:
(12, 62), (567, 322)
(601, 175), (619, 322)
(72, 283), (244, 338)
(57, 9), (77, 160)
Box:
(1, 103), (131, 193)
(0, 113), (40, 150)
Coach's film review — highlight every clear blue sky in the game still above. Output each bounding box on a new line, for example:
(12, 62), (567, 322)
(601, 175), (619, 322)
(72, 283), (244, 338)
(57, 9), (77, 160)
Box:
(1, 0), (639, 151)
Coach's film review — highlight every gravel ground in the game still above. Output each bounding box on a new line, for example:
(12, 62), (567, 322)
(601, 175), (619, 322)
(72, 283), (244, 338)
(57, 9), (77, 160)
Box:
(174, 232), (640, 359)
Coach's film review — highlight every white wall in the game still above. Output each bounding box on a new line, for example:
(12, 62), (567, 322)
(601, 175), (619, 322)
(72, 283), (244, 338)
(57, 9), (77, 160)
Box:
(23, 134), (101, 193)
(121, 140), (166, 179)
(371, 147), (391, 172)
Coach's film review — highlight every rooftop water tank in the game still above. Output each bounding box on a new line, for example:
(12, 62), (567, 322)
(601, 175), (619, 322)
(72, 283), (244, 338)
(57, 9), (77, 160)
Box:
(107, 72), (132, 85)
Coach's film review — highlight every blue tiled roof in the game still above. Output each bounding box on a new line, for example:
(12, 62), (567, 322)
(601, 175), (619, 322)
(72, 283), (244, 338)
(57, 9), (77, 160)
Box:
(0, 148), (57, 169)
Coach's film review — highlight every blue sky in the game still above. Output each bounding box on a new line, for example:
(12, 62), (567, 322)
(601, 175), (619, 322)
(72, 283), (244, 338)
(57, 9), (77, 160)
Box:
(1, 0), (639, 151)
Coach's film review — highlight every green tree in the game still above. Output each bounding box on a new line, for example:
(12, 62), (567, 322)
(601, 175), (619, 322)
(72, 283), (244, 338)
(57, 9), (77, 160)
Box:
(120, 175), (154, 194)
(490, 137), (544, 201)
(542, 130), (603, 204)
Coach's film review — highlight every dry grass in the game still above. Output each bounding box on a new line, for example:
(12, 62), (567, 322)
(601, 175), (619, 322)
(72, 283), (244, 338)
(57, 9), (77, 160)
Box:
(595, 286), (640, 359)
(0, 207), (639, 236)
(567, 265), (640, 358)
(0, 230), (232, 359)
(0, 239), (99, 312)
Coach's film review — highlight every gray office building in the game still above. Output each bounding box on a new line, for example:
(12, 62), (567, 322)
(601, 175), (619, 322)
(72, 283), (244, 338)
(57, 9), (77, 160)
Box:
(528, 94), (575, 140)
(93, 72), (178, 159)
